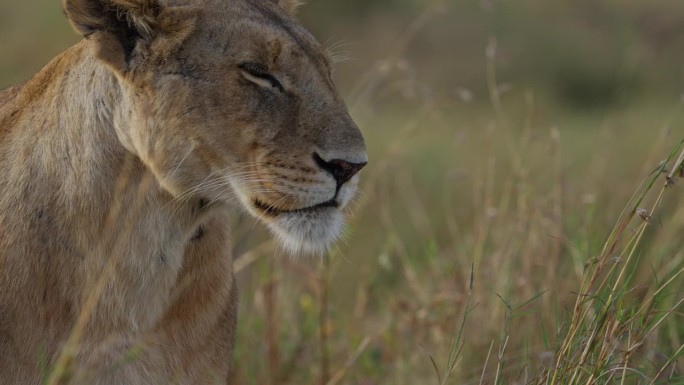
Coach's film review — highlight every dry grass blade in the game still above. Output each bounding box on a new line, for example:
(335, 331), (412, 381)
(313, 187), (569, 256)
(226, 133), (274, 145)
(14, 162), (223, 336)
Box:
(544, 139), (684, 385)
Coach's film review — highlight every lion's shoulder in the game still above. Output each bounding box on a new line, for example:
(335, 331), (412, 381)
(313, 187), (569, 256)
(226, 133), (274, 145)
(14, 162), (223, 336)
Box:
(0, 43), (89, 142)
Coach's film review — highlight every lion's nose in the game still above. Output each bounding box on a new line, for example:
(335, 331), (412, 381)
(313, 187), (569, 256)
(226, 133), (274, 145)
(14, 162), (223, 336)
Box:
(313, 153), (367, 186)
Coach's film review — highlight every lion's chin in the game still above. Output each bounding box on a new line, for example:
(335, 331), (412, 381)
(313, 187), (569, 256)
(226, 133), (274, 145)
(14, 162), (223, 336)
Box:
(229, 181), (350, 255)
(265, 209), (345, 256)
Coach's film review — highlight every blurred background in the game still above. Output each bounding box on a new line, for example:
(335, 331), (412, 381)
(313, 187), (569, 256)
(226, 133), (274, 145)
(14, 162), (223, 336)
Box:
(2, 0), (684, 384)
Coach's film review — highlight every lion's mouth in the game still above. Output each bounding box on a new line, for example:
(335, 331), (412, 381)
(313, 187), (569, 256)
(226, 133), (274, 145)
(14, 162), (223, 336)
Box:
(253, 198), (339, 217)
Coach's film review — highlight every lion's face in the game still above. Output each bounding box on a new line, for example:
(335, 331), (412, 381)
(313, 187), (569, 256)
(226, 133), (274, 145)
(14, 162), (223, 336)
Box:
(69, 0), (366, 254)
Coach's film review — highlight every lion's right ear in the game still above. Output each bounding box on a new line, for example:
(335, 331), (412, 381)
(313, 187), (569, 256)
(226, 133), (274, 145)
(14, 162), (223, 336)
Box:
(62, 0), (160, 74)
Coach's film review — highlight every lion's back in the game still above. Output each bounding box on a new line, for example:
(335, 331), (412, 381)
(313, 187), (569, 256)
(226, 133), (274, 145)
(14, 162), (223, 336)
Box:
(0, 83), (24, 110)
(0, 83), (26, 141)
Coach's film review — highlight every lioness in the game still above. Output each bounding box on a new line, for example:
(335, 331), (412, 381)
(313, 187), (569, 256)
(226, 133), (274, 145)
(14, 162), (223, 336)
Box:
(0, 0), (366, 383)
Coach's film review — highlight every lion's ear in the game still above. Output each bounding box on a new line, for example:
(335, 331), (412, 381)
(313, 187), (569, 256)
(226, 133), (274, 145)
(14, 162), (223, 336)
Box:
(273, 0), (304, 16)
(62, 0), (160, 73)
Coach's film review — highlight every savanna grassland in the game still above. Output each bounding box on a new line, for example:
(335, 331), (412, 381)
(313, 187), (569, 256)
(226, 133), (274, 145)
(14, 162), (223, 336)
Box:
(1, 0), (684, 384)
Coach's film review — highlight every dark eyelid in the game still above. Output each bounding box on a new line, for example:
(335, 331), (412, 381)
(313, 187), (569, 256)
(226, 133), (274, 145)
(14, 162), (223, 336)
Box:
(238, 62), (284, 92)
(238, 62), (267, 75)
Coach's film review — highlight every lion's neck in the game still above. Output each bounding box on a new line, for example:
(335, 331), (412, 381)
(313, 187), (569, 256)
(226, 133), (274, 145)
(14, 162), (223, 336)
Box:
(1, 42), (134, 233)
(0, 41), (201, 336)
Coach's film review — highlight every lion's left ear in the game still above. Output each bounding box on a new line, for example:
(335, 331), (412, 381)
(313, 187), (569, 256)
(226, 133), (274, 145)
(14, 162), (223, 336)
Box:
(63, 0), (161, 74)
(272, 0), (304, 16)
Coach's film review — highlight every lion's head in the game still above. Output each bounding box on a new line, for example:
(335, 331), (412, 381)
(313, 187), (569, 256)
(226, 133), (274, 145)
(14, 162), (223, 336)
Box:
(63, 0), (367, 254)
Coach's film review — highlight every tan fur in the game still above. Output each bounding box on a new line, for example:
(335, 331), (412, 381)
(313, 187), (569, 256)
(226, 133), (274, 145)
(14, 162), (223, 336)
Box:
(275, 0), (304, 14)
(0, 0), (365, 384)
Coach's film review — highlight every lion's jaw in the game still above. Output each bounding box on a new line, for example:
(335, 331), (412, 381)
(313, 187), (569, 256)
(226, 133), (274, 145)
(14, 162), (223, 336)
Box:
(230, 167), (361, 255)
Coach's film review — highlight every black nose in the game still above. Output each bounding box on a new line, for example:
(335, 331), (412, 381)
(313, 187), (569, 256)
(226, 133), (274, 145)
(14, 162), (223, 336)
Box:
(313, 153), (367, 186)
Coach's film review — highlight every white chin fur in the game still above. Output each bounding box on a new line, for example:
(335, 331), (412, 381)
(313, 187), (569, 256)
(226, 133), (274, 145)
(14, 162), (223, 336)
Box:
(229, 179), (353, 256)
(266, 209), (344, 256)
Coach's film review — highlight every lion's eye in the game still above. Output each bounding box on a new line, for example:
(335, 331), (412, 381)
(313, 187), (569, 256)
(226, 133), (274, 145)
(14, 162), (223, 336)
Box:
(239, 63), (284, 92)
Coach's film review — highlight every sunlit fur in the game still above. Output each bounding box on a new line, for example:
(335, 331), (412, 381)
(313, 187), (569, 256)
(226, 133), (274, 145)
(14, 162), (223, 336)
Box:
(0, 0), (365, 384)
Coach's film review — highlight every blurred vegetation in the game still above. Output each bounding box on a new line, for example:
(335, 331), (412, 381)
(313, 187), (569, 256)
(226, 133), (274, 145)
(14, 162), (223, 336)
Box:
(3, 0), (684, 109)
(300, 0), (684, 110)
(2, 0), (684, 384)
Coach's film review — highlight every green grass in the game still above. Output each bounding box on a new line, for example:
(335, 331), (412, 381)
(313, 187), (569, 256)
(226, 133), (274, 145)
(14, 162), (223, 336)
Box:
(230, 93), (684, 384)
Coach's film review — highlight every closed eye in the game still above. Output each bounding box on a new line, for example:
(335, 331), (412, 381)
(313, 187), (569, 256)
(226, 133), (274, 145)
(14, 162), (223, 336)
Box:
(239, 63), (284, 92)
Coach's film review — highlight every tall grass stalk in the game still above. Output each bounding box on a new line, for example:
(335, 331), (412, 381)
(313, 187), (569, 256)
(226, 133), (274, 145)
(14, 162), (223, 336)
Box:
(540, 140), (684, 385)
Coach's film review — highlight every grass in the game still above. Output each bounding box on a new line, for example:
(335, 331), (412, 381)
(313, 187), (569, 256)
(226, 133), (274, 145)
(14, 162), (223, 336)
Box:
(230, 17), (684, 383)
(230, 100), (684, 384)
(537, 141), (684, 385)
